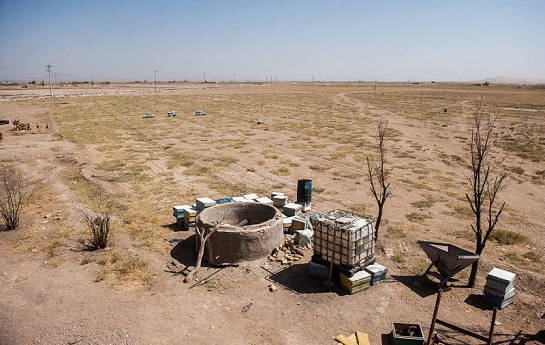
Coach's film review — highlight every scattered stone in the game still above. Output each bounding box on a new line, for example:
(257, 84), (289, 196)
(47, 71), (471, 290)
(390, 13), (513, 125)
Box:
(268, 234), (311, 264)
(164, 238), (183, 246)
(263, 262), (273, 270)
(268, 284), (278, 292)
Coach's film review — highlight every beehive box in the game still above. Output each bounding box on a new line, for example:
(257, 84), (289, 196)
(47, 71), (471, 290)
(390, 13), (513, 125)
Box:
(311, 210), (375, 269)
(255, 197), (273, 205)
(486, 267), (515, 292)
(196, 197), (216, 211)
(365, 262), (388, 285)
(308, 260), (329, 278)
(283, 203), (302, 217)
(340, 270), (371, 294)
(183, 207), (199, 224)
(272, 195), (288, 207)
(172, 204), (192, 217)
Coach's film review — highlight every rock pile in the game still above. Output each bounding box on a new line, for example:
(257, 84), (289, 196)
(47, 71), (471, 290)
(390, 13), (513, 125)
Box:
(267, 236), (306, 265)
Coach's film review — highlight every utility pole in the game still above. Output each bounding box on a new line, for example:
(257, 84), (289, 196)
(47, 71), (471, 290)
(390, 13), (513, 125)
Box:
(203, 72), (206, 83)
(45, 64), (53, 98)
(233, 74), (236, 83)
(153, 70), (157, 93)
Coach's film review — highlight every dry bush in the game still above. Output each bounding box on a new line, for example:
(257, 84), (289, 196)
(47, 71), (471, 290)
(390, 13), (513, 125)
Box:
(0, 168), (33, 230)
(82, 192), (113, 250)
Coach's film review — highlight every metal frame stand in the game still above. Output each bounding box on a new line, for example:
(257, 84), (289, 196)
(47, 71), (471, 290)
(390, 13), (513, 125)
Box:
(427, 284), (499, 345)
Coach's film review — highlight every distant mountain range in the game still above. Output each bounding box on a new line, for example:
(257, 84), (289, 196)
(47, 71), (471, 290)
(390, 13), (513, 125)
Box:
(472, 76), (545, 85)
(2, 74), (545, 84)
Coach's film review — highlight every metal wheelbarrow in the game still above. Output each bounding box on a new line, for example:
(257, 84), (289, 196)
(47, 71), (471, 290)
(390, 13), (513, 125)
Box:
(419, 241), (480, 287)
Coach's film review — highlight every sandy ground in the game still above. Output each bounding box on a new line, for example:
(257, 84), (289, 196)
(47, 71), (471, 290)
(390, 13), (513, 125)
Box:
(0, 83), (544, 345)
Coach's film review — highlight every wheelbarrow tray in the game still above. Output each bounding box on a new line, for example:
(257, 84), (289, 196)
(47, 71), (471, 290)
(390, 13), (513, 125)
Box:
(419, 241), (479, 278)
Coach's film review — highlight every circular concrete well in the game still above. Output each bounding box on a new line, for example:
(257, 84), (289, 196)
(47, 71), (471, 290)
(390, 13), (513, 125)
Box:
(196, 202), (284, 266)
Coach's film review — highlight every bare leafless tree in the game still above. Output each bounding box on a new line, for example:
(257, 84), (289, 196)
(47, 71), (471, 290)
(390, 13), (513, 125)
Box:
(82, 191), (113, 250)
(466, 100), (507, 287)
(367, 119), (392, 240)
(0, 168), (33, 230)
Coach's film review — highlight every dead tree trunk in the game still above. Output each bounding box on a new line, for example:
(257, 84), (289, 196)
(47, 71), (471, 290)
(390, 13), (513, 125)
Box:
(466, 100), (507, 288)
(367, 119), (392, 240)
(184, 224), (218, 283)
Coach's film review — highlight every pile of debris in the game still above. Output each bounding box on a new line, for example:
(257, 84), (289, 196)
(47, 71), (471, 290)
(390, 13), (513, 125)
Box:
(267, 236), (306, 265)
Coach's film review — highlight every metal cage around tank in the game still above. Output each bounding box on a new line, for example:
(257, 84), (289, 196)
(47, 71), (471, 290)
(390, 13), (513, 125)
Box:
(311, 210), (376, 274)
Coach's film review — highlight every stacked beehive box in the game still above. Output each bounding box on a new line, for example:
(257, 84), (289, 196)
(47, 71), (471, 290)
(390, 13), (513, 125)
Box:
(172, 205), (192, 228)
(365, 262), (388, 285)
(340, 270), (372, 294)
(271, 192), (287, 208)
(183, 207), (199, 230)
(484, 267), (515, 309)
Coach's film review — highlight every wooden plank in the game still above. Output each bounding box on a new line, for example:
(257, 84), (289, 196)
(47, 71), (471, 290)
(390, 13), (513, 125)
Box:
(356, 331), (370, 345)
(335, 334), (358, 345)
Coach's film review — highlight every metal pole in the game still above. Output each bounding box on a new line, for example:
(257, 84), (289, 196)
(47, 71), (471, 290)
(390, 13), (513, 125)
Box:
(427, 287), (443, 345)
(487, 307), (498, 345)
(153, 70), (157, 93)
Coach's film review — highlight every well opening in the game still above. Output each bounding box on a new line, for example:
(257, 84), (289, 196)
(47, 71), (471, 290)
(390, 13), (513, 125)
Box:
(196, 203), (284, 266)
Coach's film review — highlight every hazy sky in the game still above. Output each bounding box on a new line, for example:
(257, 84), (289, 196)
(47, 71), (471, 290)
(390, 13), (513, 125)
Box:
(1, 0), (544, 82)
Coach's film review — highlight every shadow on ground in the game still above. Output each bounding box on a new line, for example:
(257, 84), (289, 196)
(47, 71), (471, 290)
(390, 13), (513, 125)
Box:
(464, 293), (497, 310)
(390, 274), (438, 298)
(381, 333), (392, 345)
(169, 234), (197, 269)
(267, 263), (347, 295)
(161, 221), (181, 232)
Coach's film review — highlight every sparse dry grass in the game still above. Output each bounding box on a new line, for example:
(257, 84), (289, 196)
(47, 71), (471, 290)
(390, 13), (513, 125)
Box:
(405, 212), (430, 222)
(37, 83), (544, 290)
(489, 229), (528, 245)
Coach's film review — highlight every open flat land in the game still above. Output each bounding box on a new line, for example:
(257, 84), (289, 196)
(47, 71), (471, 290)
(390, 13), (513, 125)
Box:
(1, 82), (544, 344)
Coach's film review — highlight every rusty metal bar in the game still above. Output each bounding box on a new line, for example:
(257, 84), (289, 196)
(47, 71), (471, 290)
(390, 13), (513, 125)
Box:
(435, 318), (489, 342)
(427, 287), (444, 345)
(487, 307), (498, 345)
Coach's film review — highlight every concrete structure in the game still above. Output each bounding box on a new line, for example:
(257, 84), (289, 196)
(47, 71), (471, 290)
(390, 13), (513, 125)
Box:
(196, 203), (284, 266)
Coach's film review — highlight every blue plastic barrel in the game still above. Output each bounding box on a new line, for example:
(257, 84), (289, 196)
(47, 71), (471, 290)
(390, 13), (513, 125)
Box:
(296, 179), (312, 204)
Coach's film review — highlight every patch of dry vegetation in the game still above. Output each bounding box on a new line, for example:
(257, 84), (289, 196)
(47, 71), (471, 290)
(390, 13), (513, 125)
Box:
(39, 83), (544, 291)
